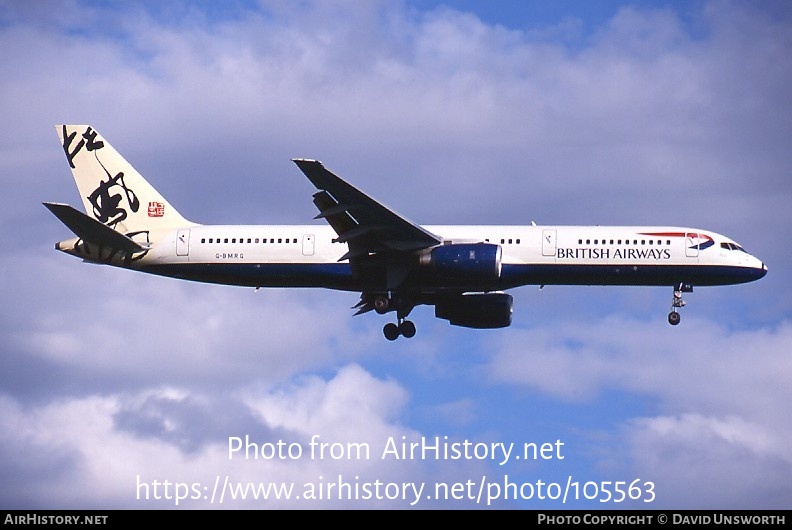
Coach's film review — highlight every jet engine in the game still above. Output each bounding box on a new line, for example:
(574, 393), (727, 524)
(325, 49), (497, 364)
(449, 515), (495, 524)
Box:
(420, 243), (502, 280)
(435, 292), (513, 328)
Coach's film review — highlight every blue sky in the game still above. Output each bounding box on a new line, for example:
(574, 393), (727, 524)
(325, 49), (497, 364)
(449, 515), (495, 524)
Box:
(1, 0), (790, 509)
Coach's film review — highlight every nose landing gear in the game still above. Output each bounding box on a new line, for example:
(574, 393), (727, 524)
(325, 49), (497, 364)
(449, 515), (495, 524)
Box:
(668, 283), (692, 325)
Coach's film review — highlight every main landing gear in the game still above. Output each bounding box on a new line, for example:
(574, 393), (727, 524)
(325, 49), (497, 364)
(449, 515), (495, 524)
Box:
(374, 294), (417, 341)
(383, 319), (416, 341)
(668, 283), (692, 326)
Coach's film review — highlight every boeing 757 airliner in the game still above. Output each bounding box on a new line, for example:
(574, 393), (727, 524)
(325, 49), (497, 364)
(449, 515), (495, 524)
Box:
(45, 125), (767, 340)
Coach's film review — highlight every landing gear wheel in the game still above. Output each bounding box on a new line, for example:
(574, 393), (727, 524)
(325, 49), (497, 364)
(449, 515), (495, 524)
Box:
(374, 296), (391, 314)
(399, 320), (416, 338)
(383, 322), (400, 341)
(668, 311), (681, 326)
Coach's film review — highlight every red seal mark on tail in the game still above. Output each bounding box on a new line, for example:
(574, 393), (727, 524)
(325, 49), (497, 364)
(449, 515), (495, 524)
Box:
(148, 201), (165, 217)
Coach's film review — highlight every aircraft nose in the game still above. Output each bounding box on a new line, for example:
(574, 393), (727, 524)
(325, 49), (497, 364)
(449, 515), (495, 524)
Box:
(753, 260), (768, 280)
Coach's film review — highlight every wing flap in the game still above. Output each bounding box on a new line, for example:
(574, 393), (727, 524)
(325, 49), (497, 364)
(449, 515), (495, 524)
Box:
(311, 190), (358, 234)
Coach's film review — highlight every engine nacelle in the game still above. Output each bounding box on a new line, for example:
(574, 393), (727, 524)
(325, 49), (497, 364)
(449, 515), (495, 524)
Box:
(435, 292), (513, 329)
(421, 243), (502, 280)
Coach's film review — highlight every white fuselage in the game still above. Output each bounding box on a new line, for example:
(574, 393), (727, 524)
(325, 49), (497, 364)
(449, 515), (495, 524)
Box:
(96, 223), (766, 292)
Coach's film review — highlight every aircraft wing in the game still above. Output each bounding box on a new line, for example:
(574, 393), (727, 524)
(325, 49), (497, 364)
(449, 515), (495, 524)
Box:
(293, 159), (442, 261)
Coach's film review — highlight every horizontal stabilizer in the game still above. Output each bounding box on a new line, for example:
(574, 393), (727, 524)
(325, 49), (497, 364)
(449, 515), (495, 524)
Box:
(43, 202), (148, 253)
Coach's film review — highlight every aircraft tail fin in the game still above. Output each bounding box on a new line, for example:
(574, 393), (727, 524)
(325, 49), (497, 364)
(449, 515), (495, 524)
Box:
(56, 125), (192, 234)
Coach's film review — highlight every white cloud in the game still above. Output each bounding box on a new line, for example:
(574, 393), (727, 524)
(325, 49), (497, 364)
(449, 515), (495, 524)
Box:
(5, 253), (361, 393)
(624, 413), (792, 508)
(489, 316), (792, 508)
(491, 317), (792, 421)
(0, 363), (495, 508)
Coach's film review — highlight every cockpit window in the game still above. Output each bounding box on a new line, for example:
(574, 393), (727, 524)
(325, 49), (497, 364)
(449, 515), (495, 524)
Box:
(721, 242), (748, 253)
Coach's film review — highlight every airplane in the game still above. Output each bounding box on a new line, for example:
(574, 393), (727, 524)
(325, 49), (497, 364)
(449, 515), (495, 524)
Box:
(45, 125), (768, 340)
